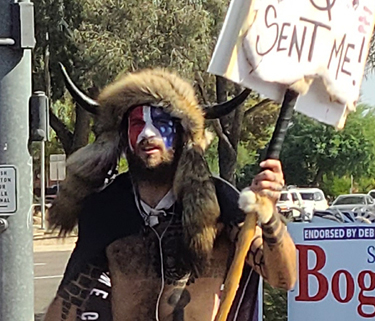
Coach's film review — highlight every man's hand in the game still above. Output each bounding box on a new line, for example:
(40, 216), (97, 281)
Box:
(239, 159), (285, 224)
(250, 159), (285, 205)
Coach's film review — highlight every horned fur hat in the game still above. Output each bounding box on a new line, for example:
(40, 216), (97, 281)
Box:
(49, 66), (250, 271)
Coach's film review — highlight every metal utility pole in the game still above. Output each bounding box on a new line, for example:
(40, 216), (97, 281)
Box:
(0, 1), (35, 320)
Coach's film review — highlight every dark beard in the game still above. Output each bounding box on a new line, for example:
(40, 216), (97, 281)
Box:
(126, 149), (178, 185)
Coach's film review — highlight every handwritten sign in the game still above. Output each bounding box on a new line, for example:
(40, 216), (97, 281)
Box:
(288, 222), (375, 320)
(208, 0), (375, 128)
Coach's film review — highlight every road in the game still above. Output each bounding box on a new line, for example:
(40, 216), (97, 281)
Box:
(34, 250), (72, 316)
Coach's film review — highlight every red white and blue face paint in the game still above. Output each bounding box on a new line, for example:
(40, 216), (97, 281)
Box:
(128, 106), (177, 151)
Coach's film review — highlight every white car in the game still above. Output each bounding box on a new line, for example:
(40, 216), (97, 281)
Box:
(292, 187), (329, 218)
(368, 189), (375, 199)
(329, 194), (375, 212)
(277, 190), (304, 220)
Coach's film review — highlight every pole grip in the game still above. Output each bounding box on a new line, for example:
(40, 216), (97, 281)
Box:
(265, 89), (298, 160)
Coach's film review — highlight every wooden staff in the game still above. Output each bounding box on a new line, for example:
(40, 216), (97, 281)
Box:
(214, 89), (298, 321)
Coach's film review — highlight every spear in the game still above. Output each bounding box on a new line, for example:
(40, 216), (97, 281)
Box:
(214, 88), (298, 321)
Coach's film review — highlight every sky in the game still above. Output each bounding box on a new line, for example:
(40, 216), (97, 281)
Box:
(360, 71), (375, 106)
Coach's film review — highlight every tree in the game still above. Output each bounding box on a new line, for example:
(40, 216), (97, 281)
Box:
(280, 105), (375, 187)
(33, 0), (91, 155)
(34, 0), (278, 184)
(33, 0), (229, 156)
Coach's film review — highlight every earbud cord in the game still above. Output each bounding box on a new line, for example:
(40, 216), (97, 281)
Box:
(150, 214), (173, 321)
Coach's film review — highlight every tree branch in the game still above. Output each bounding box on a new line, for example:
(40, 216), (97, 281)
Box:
(71, 105), (91, 154)
(194, 71), (209, 104)
(49, 109), (74, 155)
(212, 119), (236, 159)
(244, 98), (272, 117)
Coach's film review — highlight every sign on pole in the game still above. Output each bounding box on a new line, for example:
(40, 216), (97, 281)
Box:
(0, 166), (17, 214)
(208, 0), (375, 128)
(288, 222), (375, 320)
(50, 154), (66, 181)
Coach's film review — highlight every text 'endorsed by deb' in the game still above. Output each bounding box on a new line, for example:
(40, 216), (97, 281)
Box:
(304, 226), (375, 241)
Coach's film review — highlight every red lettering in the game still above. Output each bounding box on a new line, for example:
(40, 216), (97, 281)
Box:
(332, 270), (354, 303)
(295, 245), (375, 317)
(358, 271), (375, 318)
(296, 245), (328, 301)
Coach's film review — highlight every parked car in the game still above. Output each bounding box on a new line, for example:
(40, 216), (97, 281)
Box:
(328, 194), (375, 212)
(368, 189), (375, 199)
(277, 190), (304, 220)
(291, 187), (328, 217)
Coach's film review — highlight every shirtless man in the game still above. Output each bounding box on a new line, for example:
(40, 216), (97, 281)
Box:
(44, 68), (296, 321)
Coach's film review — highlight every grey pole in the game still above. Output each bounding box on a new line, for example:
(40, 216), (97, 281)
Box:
(0, 0), (35, 320)
(41, 140), (46, 229)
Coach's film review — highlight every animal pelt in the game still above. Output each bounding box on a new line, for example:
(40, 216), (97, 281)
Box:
(174, 145), (220, 275)
(48, 132), (120, 235)
(49, 69), (217, 240)
(95, 68), (207, 146)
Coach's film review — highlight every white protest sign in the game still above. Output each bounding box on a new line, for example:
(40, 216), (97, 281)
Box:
(208, 0), (375, 128)
(288, 222), (375, 320)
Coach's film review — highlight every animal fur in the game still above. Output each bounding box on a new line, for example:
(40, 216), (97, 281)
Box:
(238, 188), (274, 224)
(174, 145), (220, 274)
(49, 68), (220, 266)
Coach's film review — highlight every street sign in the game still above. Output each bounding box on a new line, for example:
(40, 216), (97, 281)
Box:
(288, 222), (375, 320)
(49, 154), (66, 181)
(0, 166), (17, 214)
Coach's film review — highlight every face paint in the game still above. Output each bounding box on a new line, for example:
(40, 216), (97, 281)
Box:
(128, 106), (176, 151)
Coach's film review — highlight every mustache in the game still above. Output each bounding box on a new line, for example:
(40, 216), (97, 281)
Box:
(138, 138), (166, 150)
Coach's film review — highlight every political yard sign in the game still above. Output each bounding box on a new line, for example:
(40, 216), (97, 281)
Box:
(208, 0), (375, 129)
(288, 222), (375, 320)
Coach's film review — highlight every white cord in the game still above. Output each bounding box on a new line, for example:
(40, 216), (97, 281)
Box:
(232, 269), (254, 321)
(150, 217), (173, 321)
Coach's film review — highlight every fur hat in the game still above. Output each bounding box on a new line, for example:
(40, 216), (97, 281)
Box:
(49, 66), (250, 271)
(49, 69), (219, 269)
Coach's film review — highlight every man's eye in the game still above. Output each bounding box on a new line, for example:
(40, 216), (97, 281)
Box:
(155, 119), (174, 127)
(130, 120), (144, 127)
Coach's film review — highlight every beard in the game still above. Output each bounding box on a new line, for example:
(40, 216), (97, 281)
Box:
(126, 141), (179, 185)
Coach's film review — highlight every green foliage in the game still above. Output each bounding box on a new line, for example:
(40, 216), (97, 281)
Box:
(118, 158), (129, 174)
(55, 0), (226, 95)
(205, 135), (220, 175)
(241, 95), (280, 152)
(320, 174), (351, 200)
(33, 0), (85, 99)
(321, 173), (375, 200)
(263, 283), (287, 321)
(280, 105), (375, 187)
(51, 96), (76, 132)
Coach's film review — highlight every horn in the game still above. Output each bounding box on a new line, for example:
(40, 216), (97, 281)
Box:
(59, 62), (100, 115)
(203, 88), (251, 119)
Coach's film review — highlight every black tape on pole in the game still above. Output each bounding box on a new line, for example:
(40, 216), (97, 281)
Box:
(265, 89), (298, 160)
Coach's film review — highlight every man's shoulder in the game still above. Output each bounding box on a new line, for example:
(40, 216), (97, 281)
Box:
(102, 171), (133, 193)
(212, 175), (239, 195)
(78, 171), (141, 234)
(92, 172), (132, 198)
(81, 172), (134, 212)
(212, 175), (245, 224)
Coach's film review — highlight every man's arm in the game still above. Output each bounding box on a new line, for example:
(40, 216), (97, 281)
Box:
(239, 159), (297, 290)
(246, 216), (296, 290)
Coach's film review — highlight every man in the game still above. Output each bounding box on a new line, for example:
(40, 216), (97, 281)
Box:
(44, 68), (296, 321)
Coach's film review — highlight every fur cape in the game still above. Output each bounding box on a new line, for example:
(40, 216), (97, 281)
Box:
(48, 69), (220, 271)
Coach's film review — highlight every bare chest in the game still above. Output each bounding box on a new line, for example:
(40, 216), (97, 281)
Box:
(106, 222), (231, 321)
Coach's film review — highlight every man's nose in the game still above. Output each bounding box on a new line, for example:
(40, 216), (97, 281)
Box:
(142, 123), (157, 139)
